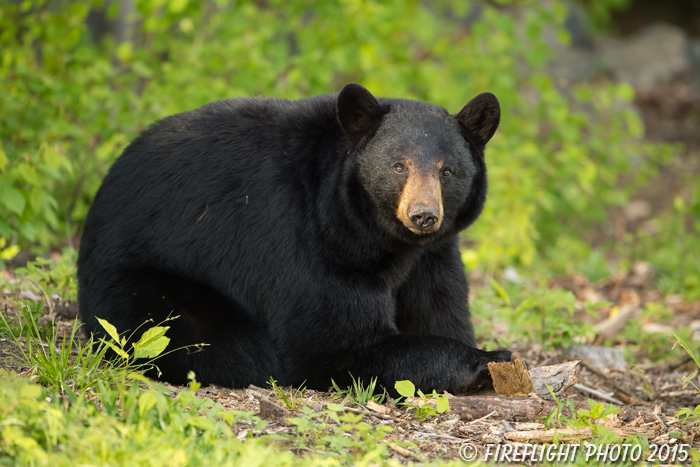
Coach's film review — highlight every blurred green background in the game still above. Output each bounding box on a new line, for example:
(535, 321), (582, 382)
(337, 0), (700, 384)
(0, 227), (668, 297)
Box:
(1, 0), (699, 301)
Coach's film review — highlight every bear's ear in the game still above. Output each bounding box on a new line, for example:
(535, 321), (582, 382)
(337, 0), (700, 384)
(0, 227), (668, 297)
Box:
(337, 83), (384, 145)
(455, 93), (500, 148)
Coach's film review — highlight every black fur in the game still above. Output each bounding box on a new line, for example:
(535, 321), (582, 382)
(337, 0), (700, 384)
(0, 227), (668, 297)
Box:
(77, 83), (510, 394)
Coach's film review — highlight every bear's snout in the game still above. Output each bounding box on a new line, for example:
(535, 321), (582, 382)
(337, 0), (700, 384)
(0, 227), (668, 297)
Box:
(408, 206), (440, 232)
(396, 170), (444, 235)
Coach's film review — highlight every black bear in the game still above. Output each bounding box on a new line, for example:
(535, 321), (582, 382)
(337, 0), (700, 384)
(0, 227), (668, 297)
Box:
(77, 83), (511, 394)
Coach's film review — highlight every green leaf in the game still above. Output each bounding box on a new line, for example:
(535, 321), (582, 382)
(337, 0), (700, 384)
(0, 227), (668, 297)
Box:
(490, 279), (511, 306)
(0, 144), (8, 171)
(436, 396), (450, 413)
(394, 380), (415, 398)
(1, 185), (25, 215)
(138, 391), (158, 416)
(0, 218), (11, 237)
(326, 403), (346, 412)
(97, 317), (122, 344)
(132, 326), (170, 359)
(19, 382), (43, 400)
(103, 340), (129, 360)
(17, 162), (39, 186)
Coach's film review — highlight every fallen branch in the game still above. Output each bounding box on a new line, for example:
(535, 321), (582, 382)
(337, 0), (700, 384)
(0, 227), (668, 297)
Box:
(505, 426), (654, 443)
(592, 305), (638, 343)
(450, 395), (566, 422)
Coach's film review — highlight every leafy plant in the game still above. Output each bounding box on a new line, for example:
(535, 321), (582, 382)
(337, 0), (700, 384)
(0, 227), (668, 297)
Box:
(10, 247), (78, 302)
(0, 369), (292, 466)
(473, 280), (604, 351)
(542, 385), (621, 445)
(621, 319), (692, 363)
(95, 315), (206, 384)
(285, 403), (396, 463)
(0, 237), (19, 260)
(575, 399), (621, 426)
(542, 384), (578, 430)
(625, 194), (700, 302)
(674, 334), (700, 427)
(394, 380), (450, 420)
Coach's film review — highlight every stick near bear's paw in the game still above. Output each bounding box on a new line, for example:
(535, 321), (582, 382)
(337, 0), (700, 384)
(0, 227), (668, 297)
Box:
(488, 356), (580, 397)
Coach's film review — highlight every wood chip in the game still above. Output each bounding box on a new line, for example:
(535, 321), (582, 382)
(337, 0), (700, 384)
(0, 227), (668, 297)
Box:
(488, 355), (537, 396)
(366, 400), (391, 414)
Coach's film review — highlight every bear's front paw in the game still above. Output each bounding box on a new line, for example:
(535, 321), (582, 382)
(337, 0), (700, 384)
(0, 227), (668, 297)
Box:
(486, 349), (513, 363)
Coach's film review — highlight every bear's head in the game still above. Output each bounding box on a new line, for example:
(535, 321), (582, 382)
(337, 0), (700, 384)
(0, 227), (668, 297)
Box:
(337, 83), (500, 244)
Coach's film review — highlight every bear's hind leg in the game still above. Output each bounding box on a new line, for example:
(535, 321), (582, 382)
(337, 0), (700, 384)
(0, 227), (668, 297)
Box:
(79, 267), (279, 387)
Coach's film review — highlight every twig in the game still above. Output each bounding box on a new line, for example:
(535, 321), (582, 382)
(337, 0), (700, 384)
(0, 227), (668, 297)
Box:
(317, 400), (407, 422)
(574, 383), (623, 405)
(413, 431), (463, 442)
(387, 442), (423, 461)
(466, 410), (497, 425)
(651, 411), (667, 431)
(580, 360), (647, 402)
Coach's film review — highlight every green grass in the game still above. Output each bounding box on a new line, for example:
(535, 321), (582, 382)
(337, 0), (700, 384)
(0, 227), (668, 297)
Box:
(0, 297), (109, 394)
(270, 377), (308, 412)
(331, 374), (386, 407)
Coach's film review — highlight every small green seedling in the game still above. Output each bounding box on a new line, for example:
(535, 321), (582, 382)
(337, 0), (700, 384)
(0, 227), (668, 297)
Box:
(394, 380), (450, 420)
(96, 315), (206, 382)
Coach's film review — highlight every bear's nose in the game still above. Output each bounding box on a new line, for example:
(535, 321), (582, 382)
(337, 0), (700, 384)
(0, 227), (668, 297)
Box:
(409, 208), (439, 232)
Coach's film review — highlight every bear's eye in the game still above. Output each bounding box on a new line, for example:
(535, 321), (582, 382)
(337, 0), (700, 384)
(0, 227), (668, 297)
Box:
(394, 163), (405, 174)
(442, 168), (452, 177)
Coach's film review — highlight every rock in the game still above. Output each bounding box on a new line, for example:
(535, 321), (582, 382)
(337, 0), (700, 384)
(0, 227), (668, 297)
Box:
(623, 200), (652, 222)
(258, 399), (291, 420)
(548, 48), (598, 84)
(690, 39), (700, 92)
(598, 23), (689, 91)
(566, 345), (627, 372)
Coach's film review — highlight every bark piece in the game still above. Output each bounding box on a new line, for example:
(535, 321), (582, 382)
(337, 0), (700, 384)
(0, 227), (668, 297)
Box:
(529, 360), (580, 396)
(488, 355), (537, 396)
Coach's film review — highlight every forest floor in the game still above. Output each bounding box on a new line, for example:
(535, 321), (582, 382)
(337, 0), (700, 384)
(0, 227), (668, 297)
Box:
(2, 264), (699, 464)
